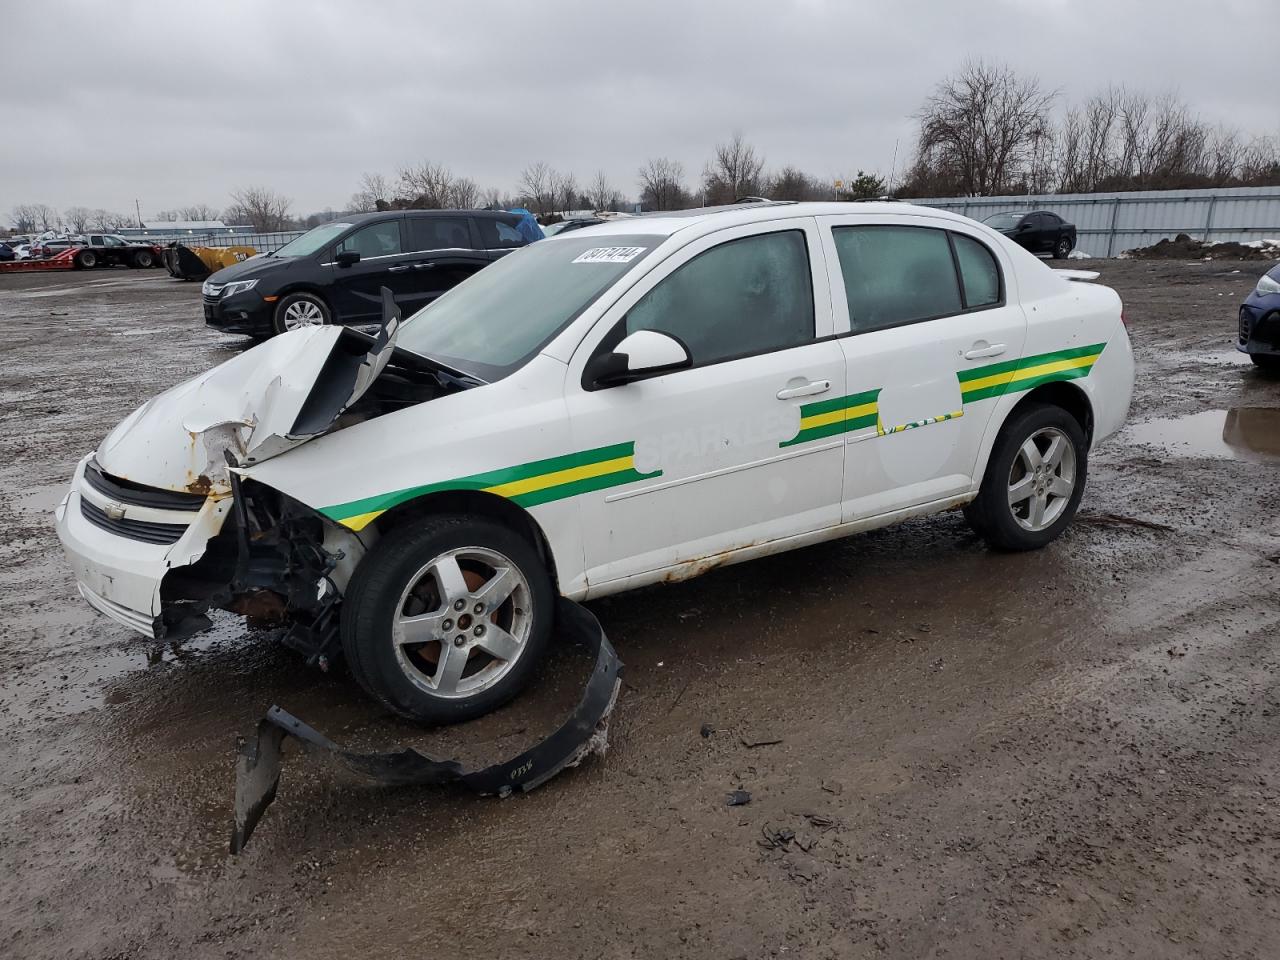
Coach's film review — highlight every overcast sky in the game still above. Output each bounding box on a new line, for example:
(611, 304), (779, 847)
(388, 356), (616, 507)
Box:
(0, 0), (1270, 223)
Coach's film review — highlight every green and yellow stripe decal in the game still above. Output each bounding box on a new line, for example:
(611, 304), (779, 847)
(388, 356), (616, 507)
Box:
(958, 342), (1106, 405)
(780, 388), (881, 447)
(320, 441), (659, 531)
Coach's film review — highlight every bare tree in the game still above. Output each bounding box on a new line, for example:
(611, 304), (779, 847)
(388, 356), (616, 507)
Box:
(551, 169), (579, 213)
(10, 204), (41, 233)
(638, 157), (688, 210)
(703, 133), (766, 204)
(179, 203), (222, 222)
(768, 166), (829, 201)
(518, 162), (558, 217)
(448, 176), (480, 209)
(397, 161), (457, 209)
(349, 172), (391, 212)
(64, 206), (92, 232)
(31, 203), (59, 231)
(480, 186), (509, 210)
(90, 209), (130, 230)
(586, 170), (620, 211)
(909, 60), (1055, 196)
(227, 186), (292, 231)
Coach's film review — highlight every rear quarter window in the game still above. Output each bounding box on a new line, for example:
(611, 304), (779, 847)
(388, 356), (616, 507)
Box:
(476, 217), (527, 249)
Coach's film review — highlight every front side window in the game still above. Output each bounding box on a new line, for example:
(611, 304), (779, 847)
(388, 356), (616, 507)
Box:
(397, 234), (662, 381)
(406, 217), (471, 252)
(336, 220), (403, 259)
(625, 230), (814, 366)
(832, 225), (962, 332)
(102, 235), (124, 247)
(952, 233), (1002, 308)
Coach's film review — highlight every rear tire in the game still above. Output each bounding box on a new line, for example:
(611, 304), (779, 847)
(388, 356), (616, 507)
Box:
(1053, 237), (1073, 259)
(1249, 353), (1280, 373)
(75, 250), (97, 269)
(132, 250), (154, 268)
(964, 403), (1088, 551)
(340, 515), (554, 725)
(272, 292), (330, 335)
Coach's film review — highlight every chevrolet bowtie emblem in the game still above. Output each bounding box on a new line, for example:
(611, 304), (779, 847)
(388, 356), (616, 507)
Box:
(102, 501), (126, 521)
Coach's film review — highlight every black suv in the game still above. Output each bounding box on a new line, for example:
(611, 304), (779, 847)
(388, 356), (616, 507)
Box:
(982, 210), (1077, 259)
(202, 210), (531, 337)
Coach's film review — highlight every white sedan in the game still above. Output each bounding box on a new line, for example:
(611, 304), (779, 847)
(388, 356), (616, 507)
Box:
(55, 201), (1134, 723)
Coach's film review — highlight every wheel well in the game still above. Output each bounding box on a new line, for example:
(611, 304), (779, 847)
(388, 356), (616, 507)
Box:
(276, 286), (331, 310)
(1009, 380), (1094, 443)
(367, 490), (560, 592)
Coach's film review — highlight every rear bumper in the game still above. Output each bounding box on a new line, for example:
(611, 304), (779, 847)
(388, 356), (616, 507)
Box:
(204, 293), (272, 336)
(55, 454), (233, 638)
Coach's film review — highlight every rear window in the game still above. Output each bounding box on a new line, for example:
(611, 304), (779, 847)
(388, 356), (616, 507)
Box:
(406, 217), (472, 252)
(475, 216), (527, 249)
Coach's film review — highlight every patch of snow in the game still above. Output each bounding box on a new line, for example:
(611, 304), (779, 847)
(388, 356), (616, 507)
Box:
(1067, 249), (1093, 259)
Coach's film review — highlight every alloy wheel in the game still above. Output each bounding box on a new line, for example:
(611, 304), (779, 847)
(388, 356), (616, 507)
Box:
(1007, 426), (1076, 532)
(391, 547), (533, 700)
(283, 298), (325, 329)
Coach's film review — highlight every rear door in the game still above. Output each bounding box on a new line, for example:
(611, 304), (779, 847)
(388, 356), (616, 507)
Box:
(474, 215), (529, 261)
(818, 215), (1027, 520)
(327, 216), (418, 322)
(400, 216), (489, 314)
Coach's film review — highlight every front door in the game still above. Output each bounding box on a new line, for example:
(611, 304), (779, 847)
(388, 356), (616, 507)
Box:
(818, 217), (1027, 520)
(564, 218), (848, 588)
(328, 217), (420, 322)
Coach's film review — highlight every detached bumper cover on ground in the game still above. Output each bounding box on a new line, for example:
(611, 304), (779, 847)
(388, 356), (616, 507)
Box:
(230, 598), (622, 853)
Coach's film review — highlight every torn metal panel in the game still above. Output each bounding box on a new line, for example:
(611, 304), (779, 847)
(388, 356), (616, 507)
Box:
(230, 598), (622, 853)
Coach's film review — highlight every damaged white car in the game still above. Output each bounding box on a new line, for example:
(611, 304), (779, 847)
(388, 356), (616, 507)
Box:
(56, 202), (1134, 723)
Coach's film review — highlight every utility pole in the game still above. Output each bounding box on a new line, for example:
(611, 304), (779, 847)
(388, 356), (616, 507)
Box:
(135, 199), (142, 228)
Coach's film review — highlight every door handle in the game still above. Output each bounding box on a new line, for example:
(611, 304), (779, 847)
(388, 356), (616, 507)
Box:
(776, 379), (831, 400)
(387, 264), (411, 273)
(412, 262), (436, 270)
(964, 342), (1007, 360)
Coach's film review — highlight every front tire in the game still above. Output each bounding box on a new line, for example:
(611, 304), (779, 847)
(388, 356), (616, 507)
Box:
(340, 515), (554, 725)
(272, 292), (330, 335)
(1053, 237), (1073, 259)
(964, 403), (1088, 551)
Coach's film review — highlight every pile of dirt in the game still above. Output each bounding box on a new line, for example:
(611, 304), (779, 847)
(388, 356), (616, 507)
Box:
(1122, 232), (1280, 260)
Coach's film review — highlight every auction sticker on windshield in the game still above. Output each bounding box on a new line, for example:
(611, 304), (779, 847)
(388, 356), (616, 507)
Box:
(572, 246), (647, 264)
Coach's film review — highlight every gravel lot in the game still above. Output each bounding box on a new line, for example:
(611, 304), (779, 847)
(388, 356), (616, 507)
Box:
(1, 260), (1278, 959)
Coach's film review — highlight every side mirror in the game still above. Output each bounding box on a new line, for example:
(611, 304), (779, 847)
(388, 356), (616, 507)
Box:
(335, 250), (360, 268)
(585, 329), (691, 388)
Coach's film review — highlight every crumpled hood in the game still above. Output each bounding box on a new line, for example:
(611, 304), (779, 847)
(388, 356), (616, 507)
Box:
(96, 309), (400, 496)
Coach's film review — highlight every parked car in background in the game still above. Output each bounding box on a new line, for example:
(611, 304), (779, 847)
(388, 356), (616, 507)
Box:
(31, 236), (83, 258)
(11, 243), (32, 260)
(57, 201), (1133, 723)
(543, 217), (605, 237)
(0, 242), (14, 262)
(1238, 262), (1280, 371)
(75, 234), (163, 269)
(201, 209), (533, 337)
(982, 211), (1077, 259)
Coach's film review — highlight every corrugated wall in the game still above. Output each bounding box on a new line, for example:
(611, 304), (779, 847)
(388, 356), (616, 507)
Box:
(912, 186), (1280, 257)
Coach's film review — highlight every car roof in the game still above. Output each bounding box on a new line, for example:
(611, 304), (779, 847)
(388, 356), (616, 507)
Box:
(332, 209), (519, 225)
(560, 201), (988, 239)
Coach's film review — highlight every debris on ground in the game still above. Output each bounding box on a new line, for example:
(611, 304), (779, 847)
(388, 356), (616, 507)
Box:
(1076, 511), (1176, 532)
(231, 600), (622, 853)
(725, 789), (752, 806)
(740, 733), (784, 748)
(1120, 233), (1280, 261)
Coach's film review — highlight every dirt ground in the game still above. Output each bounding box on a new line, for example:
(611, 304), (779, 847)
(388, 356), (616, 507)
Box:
(2, 259), (1278, 959)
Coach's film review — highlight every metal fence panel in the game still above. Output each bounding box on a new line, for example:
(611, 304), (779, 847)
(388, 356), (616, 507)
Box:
(912, 186), (1280, 257)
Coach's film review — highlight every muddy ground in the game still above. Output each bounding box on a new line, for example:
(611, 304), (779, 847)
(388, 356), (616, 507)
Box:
(1, 260), (1278, 959)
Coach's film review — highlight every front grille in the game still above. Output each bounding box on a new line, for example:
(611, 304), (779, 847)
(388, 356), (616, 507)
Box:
(84, 460), (206, 510)
(80, 498), (189, 545)
(1239, 311), (1251, 345)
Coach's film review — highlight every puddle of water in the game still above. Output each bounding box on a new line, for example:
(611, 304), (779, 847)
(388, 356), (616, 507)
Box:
(17, 484), (66, 513)
(1126, 408), (1280, 462)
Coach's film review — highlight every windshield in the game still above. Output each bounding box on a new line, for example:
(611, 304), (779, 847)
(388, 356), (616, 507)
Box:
(397, 233), (663, 381)
(271, 221), (353, 258)
(982, 212), (1024, 230)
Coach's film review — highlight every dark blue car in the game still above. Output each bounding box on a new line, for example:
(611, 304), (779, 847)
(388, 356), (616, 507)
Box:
(1239, 263), (1280, 372)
